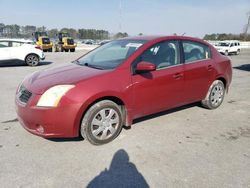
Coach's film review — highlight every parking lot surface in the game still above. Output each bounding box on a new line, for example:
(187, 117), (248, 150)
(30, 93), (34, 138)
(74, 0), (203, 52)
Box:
(0, 50), (249, 188)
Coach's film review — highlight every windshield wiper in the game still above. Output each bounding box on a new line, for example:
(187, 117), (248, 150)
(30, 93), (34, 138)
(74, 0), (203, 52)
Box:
(84, 63), (105, 70)
(72, 60), (80, 64)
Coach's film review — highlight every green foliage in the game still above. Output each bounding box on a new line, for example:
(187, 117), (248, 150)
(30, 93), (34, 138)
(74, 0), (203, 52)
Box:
(78, 29), (109, 39)
(113, 32), (128, 39)
(204, 33), (250, 41)
(0, 23), (111, 40)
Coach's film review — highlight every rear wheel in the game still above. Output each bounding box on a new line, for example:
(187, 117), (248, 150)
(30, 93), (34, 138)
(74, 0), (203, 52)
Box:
(201, 80), (225, 109)
(64, 49), (69, 52)
(70, 48), (75, 52)
(81, 100), (123, 145)
(25, 54), (39, 66)
(48, 48), (52, 52)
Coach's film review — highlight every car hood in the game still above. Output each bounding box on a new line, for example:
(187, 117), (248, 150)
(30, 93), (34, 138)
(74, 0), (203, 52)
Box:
(23, 63), (111, 94)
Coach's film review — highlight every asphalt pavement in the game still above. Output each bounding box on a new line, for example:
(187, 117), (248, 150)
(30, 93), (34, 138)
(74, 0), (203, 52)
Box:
(0, 49), (249, 188)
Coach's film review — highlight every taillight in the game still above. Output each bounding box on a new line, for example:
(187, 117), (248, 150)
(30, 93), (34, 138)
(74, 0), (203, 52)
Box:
(35, 45), (42, 50)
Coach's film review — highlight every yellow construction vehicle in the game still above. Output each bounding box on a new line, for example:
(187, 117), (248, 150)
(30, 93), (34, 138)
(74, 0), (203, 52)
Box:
(33, 32), (53, 52)
(54, 32), (77, 52)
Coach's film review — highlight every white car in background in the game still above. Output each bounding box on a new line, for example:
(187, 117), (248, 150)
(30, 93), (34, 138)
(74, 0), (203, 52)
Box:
(0, 39), (45, 66)
(215, 40), (241, 56)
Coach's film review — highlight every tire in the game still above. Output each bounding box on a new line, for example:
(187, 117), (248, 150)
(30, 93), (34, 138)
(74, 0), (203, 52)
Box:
(64, 49), (69, 52)
(224, 50), (229, 56)
(60, 47), (64, 52)
(25, 54), (39, 66)
(81, 100), (123, 145)
(201, 80), (225, 109)
(48, 48), (52, 52)
(70, 48), (75, 52)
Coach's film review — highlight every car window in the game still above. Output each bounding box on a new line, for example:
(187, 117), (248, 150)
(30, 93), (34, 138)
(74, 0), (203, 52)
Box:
(134, 40), (180, 70)
(11, 42), (23, 47)
(0, 41), (9, 48)
(182, 41), (211, 63)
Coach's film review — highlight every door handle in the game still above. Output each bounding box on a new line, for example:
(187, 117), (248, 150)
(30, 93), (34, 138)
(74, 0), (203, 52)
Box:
(173, 73), (183, 79)
(208, 65), (213, 71)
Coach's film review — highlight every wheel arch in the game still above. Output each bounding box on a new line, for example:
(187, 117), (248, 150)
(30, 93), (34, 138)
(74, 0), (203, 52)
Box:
(216, 76), (227, 89)
(75, 95), (129, 137)
(24, 53), (40, 62)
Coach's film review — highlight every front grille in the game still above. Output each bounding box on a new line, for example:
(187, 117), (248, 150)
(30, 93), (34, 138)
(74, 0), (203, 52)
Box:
(18, 85), (32, 104)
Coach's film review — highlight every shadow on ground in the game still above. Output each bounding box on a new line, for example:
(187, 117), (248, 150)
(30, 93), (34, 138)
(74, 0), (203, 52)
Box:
(87, 149), (149, 188)
(233, 64), (250, 72)
(133, 102), (199, 125)
(0, 60), (53, 67)
(47, 137), (84, 142)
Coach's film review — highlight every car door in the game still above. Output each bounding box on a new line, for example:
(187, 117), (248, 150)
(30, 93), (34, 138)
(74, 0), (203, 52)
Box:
(0, 41), (11, 61)
(131, 40), (184, 118)
(181, 40), (215, 103)
(8, 41), (24, 60)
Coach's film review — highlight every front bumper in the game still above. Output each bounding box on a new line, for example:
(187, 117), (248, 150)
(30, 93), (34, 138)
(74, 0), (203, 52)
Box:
(41, 44), (53, 50)
(15, 92), (82, 138)
(63, 44), (77, 50)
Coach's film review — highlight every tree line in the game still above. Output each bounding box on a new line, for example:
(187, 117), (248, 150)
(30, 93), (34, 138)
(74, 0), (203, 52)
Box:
(0, 23), (126, 40)
(1, 23), (250, 41)
(204, 33), (250, 41)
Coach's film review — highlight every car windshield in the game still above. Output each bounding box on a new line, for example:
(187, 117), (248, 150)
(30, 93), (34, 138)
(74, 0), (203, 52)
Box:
(75, 39), (146, 69)
(218, 42), (230, 47)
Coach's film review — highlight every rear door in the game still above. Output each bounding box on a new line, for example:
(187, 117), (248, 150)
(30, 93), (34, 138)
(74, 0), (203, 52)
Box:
(181, 40), (215, 103)
(131, 40), (185, 118)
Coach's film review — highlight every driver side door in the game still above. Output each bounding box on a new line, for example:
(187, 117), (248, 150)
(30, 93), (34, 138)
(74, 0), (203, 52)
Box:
(131, 40), (185, 118)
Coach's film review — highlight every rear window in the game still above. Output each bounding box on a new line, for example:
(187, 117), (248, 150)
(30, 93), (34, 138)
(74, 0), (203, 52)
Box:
(11, 42), (23, 47)
(183, 41), (211, 63)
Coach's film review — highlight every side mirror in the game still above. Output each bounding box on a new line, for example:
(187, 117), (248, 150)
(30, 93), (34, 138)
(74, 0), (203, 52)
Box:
(136, 61), (156, 73)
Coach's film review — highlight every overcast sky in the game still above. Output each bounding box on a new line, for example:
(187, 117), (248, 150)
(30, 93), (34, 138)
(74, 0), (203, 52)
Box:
(0, 0), (249, 37)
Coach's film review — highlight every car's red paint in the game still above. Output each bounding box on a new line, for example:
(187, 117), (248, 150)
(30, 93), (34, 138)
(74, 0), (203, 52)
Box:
(15, 36), (232, 138)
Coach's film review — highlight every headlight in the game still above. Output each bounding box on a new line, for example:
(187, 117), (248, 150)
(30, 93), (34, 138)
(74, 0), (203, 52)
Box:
(37, 85), (74, 107)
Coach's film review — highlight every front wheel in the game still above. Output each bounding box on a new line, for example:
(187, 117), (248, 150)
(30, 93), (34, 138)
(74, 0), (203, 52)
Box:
(236, 49), (240, 55)
(81, 100), (123, 145)
(25, 54), (39, 66)
(201, 80), (225, 109)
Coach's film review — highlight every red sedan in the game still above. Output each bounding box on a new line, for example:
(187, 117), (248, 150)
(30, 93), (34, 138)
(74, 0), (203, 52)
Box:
(15, 36), (232, 145)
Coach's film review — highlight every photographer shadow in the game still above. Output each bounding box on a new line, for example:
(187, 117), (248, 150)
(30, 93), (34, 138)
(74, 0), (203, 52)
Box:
(87, 149), (149, 188)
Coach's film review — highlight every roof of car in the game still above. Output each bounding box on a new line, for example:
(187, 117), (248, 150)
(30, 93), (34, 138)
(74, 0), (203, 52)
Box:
(120, 35), (206, 43)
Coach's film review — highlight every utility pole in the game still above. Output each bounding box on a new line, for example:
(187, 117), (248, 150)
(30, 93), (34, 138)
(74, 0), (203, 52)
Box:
(119, 0), (122, 32)
(244, 11), (250, 40)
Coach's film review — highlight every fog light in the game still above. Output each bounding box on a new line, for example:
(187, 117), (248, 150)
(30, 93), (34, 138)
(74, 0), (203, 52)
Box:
(36, 125), (44, 133)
